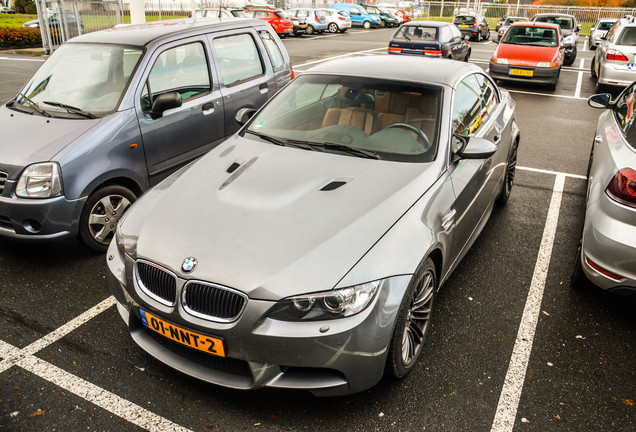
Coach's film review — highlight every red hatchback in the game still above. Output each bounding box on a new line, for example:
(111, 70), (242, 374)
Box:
(489, 22), (564, 90)
(246, 9), (293, 37)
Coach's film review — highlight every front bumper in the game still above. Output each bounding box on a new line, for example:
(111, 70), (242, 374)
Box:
(580, 193), (636, 293)
(0, 181), (85, 240)
(106, 241), (412, 396)
(489, 62), (560, 85)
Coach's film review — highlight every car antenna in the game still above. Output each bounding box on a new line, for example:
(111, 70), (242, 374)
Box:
(218, 0), (222, 19)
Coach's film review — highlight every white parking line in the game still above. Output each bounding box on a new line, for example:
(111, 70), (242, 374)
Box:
(0, 56), (45, 62)
(575, 58), (585, 99)
(518, 165), (586, 180)
(491, 173), (566, 432)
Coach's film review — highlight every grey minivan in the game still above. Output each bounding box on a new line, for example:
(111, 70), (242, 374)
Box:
(0, 18), (292, 251)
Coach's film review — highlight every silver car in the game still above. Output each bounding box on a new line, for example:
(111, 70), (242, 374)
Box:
(572, 85), (636, 293)
(107, 56), (520, 396)
(496, 16), (528, 42)
(589, 18), (617, 50)
(316, 8), (351, 33)
(591, 16), (636, 92)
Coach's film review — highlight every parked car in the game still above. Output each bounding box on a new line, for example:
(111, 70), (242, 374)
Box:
(245, 9), (293, 37)
(489, 22), (564, 90)
(330, 3), (381, 29)
(571, 85), (636, 294)
(317, 8), (351, 33)
(531, 13), (579, 66)
(285, 9), (308, 36)
(589, 18), (617, 50)
(453, 12), (490, 42)
(388, 21), (470, 62)
(0, 6), (16, 14)
(193, 8), (247, 18)
(363, 4), (399, 27)
(106, 55), (520, 396)
(287, 8), (327, 35)
(0, 18), (292, 251)
(383, 7), (403, 24)
(591, 16), (636, 92)
(22, 12), (84, 32)
(496, 15), (509, 32)
(393, 8), (411, 23)
(496, 16), (528, 42)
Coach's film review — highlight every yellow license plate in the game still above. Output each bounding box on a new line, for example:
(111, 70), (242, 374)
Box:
(509, 68), (533, 77)
(459, 24), (469, 27)
(140, 309), (226, 357)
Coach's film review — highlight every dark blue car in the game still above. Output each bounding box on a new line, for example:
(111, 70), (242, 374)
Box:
(388, 21), (470, 61)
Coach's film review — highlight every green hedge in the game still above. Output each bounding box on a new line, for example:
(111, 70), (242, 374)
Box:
(0, 27), (41, 47)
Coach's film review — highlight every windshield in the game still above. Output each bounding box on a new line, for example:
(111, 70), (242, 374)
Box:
(597, 21), (615, 31)
(455, 15), (477, 24)
(501, 25), (558, 47)
(14, 43), (142, 116)
(533, 16), (573, 30)
(393, 25), (438, 41)
(244, 74), (442, 162)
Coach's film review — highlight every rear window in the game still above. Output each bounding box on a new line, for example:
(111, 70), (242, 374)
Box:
(393, 25), (438, 42)
(338, 11), (348, 17)
(231, 10), (247, 18)
(533, 16), (573, 30)
(275, 11), (289, 19)
(455, 15), (477, 24)
(617, 27), (636, 45)
(597, 21), (616, 31)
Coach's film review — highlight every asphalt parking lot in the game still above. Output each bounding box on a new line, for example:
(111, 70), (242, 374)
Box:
(0, 27), (634, 431)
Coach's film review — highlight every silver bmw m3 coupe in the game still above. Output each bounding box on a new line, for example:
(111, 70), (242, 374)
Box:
(107, 56), (520, 396)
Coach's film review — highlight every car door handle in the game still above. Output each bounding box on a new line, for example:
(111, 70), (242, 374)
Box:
(259, 83), (269, 94)
(202, 101), (219, 115)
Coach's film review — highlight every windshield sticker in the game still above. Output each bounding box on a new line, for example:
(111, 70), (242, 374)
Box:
(254, 120), (265, 129)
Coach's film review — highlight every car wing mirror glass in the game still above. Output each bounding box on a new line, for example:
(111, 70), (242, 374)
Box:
(150, 91), (182, 120)
(453, 135), (497, 159)
(588, 93), (612, 109)
(235, 107), (258, 125)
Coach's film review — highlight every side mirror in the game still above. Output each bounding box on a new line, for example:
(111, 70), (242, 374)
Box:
(235, 107), (258, 125)
(591, 26), (596, 31)
(454, 135), (497, 159)
(588, 93), (612, 109)
(150, 91), (182, 119)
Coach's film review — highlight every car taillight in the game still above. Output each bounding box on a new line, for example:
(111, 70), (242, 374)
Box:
(607, 49), (629, 62)
(424, 50), (442, 56)
(338, 16), (345, 21)
(388, 47), (403, 53)
(606, 168), (636, 208)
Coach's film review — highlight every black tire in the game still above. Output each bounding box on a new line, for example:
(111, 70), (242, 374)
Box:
(78, 185), (136, 253)
(328, 23), (338, 33)
(386, 257), (436, 378)
(546, 68), (560, 91)
(294, 32), (303, 37)
(590, 57), (597, 79)
(484, 29), (490, 40)
(477, 31), (482, 42)
(595, 81), (605, 93)
(564, 46), (577, 66)
(571, 238), (594, 290)
(340, 28), (347, 33)
(464, 48), (471, 62)
(305, 25), (314, 35)
(363, 21), (371, 29)
(496, 138), (518, 206)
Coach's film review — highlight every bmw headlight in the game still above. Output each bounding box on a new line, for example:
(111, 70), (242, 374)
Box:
(16, 162), (63, 198)
(564, 34), (575, 44)
(268, 281), (381, 321)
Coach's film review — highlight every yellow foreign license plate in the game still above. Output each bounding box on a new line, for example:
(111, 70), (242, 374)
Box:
(459, 24), (469, 27)
(509, 68), (533, 77)
(140, 309), (226, 357)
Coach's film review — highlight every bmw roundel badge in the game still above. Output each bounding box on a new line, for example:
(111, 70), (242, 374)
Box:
(181, 257), (197, 273)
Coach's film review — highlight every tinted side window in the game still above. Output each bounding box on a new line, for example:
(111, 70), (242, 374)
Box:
(142, 42), (210, 111)
(452, 74), (483, 135)
(613, 83), (636, 148)
(213, 33), (264, 86)
(259, 30), (284, 72)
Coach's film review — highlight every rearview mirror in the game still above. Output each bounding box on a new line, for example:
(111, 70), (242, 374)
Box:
(453, 135), (497, 159)
(235, 107), (258, 125)
(588, 93), (612, 109)
(150, 91), (182, 120)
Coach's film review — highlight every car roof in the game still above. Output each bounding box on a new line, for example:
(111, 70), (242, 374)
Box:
(306, 56), (481, 87)
(68, 17), (264, 46)
(533, 13), (575, 19)
(510, 21), (560, 30)
(403, 20), (447, 28)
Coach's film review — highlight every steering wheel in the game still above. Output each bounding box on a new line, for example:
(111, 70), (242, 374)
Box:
(386, 122), (430, 148)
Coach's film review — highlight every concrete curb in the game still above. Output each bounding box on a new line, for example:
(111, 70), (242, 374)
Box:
(0, 47), (48, 56)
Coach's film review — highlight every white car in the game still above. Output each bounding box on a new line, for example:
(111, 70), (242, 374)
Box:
(589, 18), (617, 50)
(316, 8), (351, 33)
(383, 7), (403, 24)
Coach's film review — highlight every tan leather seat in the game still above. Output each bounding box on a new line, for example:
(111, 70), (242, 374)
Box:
(322, 107), (379, 135)
(375, 91), (408, 129)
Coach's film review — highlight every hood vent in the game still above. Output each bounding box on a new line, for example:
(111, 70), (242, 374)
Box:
(320, 177), (352, 191)
(226, 162), (241, 173)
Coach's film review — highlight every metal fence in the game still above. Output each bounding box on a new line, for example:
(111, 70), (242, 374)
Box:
(34, 0), (636, 52)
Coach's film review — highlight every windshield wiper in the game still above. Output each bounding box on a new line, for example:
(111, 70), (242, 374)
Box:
(43, 101), (98, 119)
(314, 142), (380, 159)
(14, 93), (51, 117)
(246, 130), (287, 147)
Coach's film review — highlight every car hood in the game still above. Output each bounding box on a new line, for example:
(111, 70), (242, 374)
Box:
(129, 134), (441, 301)
(496, 43), (559, 65)
(0, 105), (101, 178)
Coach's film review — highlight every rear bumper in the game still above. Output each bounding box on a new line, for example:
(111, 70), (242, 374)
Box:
(489, 62), (560, 85)
(598, 61), (636, 87)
